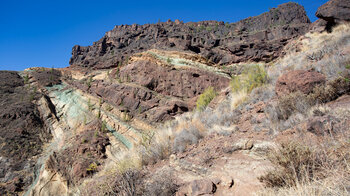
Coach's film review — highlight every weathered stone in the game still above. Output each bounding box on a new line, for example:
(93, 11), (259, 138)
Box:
(315, 0), (350, 31)
(189, 179), (217, 195)
(119, 60), (230, 99)
(316, 0), (350, 22)
(309, 19), (328, 33)
(69, 3), (310, 69)
(0, 71), (51, 195)
(275, 70), (326, 96)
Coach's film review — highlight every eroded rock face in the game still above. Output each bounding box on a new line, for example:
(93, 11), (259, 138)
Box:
(0, 71), (51, 195)
(69, 2), (310, 69)
(119, 61), (229, 99)
(316, 0), (350, 22)
(275, 70), (326, 96)
(314, 0), (350, 31)
(70, 60), (230, 123)
(46, 124), (110, 185)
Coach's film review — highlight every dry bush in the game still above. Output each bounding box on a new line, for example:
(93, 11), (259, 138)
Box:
(267, 76), (350, 131)
(81, 169), (143, 196)
(230, 90), (248, 109)
(267, 91), (310, 122)
(143, 169), (178, 196)
(196, 103), (240, 129)
(249, 85), (275, 104)
(258, 179), (350, 196)
(269, 24), (350, 82)
(308, 77), (350, 104)
(259, 140), (350, 194)
(173, 126), (203, 153)
(259, 142), (323, 188)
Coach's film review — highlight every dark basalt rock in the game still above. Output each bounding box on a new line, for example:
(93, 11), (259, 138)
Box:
(316, 0), (350, 22)
(315, 0), (350, 32)
(69, 2), (310, 69)
(0, 71), (51, 195)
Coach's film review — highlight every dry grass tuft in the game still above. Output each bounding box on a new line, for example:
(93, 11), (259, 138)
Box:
(258, 139), (350, 196)
(269, 24), (350, 82)
(258, 142), (323, 188)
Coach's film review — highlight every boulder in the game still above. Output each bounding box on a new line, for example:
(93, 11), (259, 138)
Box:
(309, 19), (328, 33)
(315, 0), (350, 31)
(316, 0), (350, 22)
(177, 179), (217, 196)
(275, 70), (326, 96)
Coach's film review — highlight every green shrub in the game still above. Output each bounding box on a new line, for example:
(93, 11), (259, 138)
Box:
(87, 99), (94, 111)
(100, 120), (108, 133)
(167, 57), (172, 64)
(105, 104), (113, 112)
(23, 74), (29, 84)
(86, 76), (93, 89)
(230, 65), (267, 93)
(196, 86), (217, 111)
(86, 162), (98, 172)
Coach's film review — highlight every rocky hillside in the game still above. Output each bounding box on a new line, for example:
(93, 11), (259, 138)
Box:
(70, 2), (310, 69)
(1, 0), (350, 196)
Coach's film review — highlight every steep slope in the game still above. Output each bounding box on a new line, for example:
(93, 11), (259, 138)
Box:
(2, 1), (350, 196)
(0, 71), (53, 195)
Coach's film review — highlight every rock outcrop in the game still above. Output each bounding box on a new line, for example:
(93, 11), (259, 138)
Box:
(69, 2), (310, 69)
(275, 70), (326, 96)
(71, 59), (230, 123)
(0, 71), (51, 195)
(313, 0), (350, 31)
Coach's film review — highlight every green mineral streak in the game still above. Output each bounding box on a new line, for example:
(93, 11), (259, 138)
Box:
(106, 124), (133, 149)
(46, 84), (136, 148)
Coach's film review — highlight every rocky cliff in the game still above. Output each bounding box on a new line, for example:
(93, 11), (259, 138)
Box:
(70, 2), (310, 69)
(2, 0), (350, 196)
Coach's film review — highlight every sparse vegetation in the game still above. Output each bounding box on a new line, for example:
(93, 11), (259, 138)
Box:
(268, 76), (350, 124)
(86, 162), (98, 172)
(121, 111), (132, 122)
(259, 140), (350, 196)
(87, 76), (93, 89)
(87, 99), (94, 111)
(100, 120), (108, 133)
(196, 86), (217, 111)
(125, 56), (129, 65)
(259, 142), (322, 188)
(23, 74), (29, 84)
(115, 67), (121, 83)
(230, 64), (267, 93)
(173, 126), (203, 153)
(105, 104), (113, 112)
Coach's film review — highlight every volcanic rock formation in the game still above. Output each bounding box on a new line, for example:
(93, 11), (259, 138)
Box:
(69, 2), (310, 69)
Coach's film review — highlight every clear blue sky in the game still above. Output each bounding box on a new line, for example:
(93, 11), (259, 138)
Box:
(0, 0), (328, 71)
